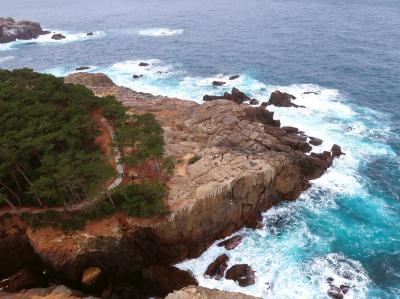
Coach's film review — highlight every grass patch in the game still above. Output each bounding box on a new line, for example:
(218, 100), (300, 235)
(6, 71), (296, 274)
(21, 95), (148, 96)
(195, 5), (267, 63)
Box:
(188, 155), (202, 165)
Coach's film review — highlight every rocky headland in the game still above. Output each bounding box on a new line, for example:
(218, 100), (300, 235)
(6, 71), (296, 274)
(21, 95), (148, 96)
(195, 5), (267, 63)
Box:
(0, 18), (49, 43)
(0, 72), (340, 298)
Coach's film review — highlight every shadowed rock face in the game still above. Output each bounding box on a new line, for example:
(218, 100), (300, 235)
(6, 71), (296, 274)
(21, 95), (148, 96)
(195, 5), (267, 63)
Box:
(0, 18), (48, 43)
(0, 73), (338, 298)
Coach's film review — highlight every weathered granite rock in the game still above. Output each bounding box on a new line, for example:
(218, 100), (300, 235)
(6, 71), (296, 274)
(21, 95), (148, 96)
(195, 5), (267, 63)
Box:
(51, 33), (66, 40)
(0, 73), (337, 298)
(217, 235), (242, 250)
(166, 286), (261, 299)
(0, 18), (48, 43)
(204, 254), (229, 279)
(225, 264), (255, 287)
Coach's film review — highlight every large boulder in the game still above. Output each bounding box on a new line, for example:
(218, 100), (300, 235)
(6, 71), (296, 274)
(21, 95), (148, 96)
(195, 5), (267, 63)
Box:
(204, 254), (229, 279)
(225, 264), (255, 287)
(80, 266), (107, 293)
(0, 18), (49, 43)
(331, 144), (344, 157)
(267, 90), (303, 108)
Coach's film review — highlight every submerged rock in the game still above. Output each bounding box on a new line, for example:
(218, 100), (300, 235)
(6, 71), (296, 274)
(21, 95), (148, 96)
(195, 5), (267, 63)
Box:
(217, 235), (242, 250)
(205, 254), (229, 279)
(212, 81), (226, 86)
(139, 62), (149, 67)
(132, 74), (143, 79)
(51, 33), (66, 40)
(86, 32), (94, 36)
(0, 18), (48, 43)
(229, 75), (240, 80)
(225, 264), (255, 287)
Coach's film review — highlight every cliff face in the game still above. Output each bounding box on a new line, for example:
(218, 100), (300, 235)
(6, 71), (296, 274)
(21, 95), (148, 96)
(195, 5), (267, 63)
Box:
(0, 73), (335, 298)
(0, 18), (48, 43)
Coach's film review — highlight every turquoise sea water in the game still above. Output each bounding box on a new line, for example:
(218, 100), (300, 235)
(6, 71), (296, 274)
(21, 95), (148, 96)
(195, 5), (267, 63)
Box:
(1, 0), (399, 297)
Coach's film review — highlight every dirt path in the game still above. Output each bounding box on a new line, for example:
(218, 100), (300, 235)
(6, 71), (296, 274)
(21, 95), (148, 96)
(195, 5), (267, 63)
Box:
(0, 118), (124, 216)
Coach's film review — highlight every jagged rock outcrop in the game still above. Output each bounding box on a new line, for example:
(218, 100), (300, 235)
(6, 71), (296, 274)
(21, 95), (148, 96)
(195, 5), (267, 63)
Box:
(267, 90), (304, 108)
(217, 235), (242, 250)
(203, 87), (251, 104)
(0, 18), (48, 43)
(204, 254), (229, 279)
(165, 286), (261, 299)
(0, 73), (338, 298)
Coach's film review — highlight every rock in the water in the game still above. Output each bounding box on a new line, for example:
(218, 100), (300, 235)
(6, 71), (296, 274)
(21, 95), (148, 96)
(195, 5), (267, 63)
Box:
(249, 98), (259, 105)
(225, 264), (255, 287)
(260, 102), (268, 107)
(229, 75), (240, 80)
(303, 91), (319, 95)
(139, 62), (149, 67)
(81, 266), (106, 293)
(133, 74), (143, 79)
(203, 87), (250, 104)
(205, 254), (229, 279)
(309, 137), (323, 146)
(327, 285), (344, 299)
(0, 18), (48, 43)
(217, 235), (242, 250)
(87, 32), (94, 36)
(331, 144), (344, 157)
(267, 90), (303, 108)
(75, 66), (90, 71)
(340, 284), (350, 294)
(51, 33), (66, 40)
(212, 81), (226, 86)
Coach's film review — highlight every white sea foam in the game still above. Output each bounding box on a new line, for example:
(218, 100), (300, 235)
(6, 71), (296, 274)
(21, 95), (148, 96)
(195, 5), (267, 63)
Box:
(0, 56), (15, 63)
(138, 28), (184, 36)
(0, 30), (105, 51)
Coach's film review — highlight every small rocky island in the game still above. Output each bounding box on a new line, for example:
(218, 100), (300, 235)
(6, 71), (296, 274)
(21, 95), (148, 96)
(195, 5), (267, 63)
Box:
(0, 70), (341, 298)
(0, 18), (49, 43)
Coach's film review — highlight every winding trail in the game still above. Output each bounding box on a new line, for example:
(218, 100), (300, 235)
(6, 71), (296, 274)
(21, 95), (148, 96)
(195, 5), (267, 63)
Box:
(0, 117), (124, 216)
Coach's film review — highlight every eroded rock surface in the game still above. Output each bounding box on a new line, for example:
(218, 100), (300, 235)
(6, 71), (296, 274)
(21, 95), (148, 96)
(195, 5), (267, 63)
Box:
(0, 73), (338, 298)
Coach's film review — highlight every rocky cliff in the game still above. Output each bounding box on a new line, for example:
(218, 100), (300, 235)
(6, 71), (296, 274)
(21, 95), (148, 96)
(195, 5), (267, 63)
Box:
(0, 73), (337, 298)
(0, 18), (48, 43)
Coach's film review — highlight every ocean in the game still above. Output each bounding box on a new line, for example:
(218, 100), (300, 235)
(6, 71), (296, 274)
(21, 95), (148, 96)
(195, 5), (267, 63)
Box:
(1, 0), (400, 298)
